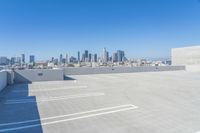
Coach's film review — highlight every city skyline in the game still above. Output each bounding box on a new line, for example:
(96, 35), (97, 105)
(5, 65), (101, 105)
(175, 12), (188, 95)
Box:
(0, 48), (127, 64)
(0, 1), (200, 133)
(0, 46), (172, 70)
(0, 47), (171, 61)
(1, 0), (200, 59)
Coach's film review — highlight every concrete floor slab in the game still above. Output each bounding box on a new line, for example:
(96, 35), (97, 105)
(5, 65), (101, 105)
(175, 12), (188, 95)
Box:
(0, 71), (200, 133)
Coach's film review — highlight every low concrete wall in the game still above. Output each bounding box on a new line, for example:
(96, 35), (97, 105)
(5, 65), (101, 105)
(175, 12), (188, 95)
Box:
(0, 71), (7, 92)
(7, 70), (14, 85)
(185, 65), (200, 72)
(64, 66), (185, 75)
(172, 46), (200, 65)
(14, 69), (64, 83)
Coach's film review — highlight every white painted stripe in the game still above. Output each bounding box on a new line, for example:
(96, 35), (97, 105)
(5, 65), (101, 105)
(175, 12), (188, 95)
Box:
(12, 85), (88, 93)
(5, 93), (105, 104)
(0, 106), (137, 132)
(7, 93), (104, 102)
(0, 104), (137, 127)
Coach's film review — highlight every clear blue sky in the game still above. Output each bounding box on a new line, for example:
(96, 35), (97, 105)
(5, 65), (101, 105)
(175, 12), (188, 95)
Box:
(0, 0), (200, 60)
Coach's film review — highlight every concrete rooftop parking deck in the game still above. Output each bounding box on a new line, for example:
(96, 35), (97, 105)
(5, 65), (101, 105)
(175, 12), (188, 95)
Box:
(0, 71), (200, 133)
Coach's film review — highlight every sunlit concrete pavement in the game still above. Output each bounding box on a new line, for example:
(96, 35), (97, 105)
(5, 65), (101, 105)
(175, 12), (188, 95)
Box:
(0, 71), (200, 133)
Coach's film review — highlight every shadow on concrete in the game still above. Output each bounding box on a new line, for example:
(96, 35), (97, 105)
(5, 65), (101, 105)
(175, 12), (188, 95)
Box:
(14, 71), (32, 84)
(0, 84), (43, 133)
(64, 76), (76, 80)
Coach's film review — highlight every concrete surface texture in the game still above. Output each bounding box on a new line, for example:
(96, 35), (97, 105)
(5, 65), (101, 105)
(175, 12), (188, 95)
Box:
(0, 71), (7, 92)
(172, 46), (200, 65)
(186, 65), (200, 72)
(14, 69), (64, 83)
(0, 71), (200, 133)
(64, 66), (185, 75)
(7, 70), (14, 85)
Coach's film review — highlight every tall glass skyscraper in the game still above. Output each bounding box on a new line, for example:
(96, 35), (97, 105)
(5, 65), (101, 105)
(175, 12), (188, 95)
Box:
(78, 51), (80, 62)
(59, 54), (63, 65)
(21, 54), (25, 64)
(84, 50), (88, 59)
(103, 48), (108, 63)
(65, 54), (68, 64)
(29, 55), (35, 63)
(94, 54), (97, 62)
(112, 52), (118, 62)
(117, 50), (125, 62)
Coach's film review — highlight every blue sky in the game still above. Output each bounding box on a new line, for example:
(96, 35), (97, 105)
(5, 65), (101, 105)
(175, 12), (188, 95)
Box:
(0, 0), (200, 60)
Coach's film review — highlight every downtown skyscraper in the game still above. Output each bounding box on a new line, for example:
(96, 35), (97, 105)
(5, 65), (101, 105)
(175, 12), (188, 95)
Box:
(117, 50), (125, 62)
(29, 55), (35, 64)
(102, 48), (109, 63)
(77, 51), (80, 62)
(21, 54), (25, 64)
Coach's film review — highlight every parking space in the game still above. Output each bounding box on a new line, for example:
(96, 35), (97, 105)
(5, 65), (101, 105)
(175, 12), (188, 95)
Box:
(0, 71), (200, 133)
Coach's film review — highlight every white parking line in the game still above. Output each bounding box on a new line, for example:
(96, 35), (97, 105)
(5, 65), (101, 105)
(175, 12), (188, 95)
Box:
(0, 104), (136, 126)
(0, 104), (138, 132)
(5, 93), (105, 104)
(12, 85), (88, 93)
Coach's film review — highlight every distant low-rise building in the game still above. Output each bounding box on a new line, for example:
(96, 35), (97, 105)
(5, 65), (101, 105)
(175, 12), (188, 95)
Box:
(69, 56), (77, 63)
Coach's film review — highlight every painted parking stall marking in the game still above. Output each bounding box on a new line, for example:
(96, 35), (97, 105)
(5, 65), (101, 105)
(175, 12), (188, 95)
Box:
(0, 104), (138, 132)
(4, 93), (105, 104)
(12, 85), (88, 93)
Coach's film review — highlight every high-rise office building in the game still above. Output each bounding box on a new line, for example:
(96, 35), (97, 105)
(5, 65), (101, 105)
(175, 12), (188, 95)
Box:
(0, 57), (9, 65)
(82, 53), (85, 62)
(112, 52), (118, 62)
(69, 56), (77, 63)
(106, 52), (109, 62)
(103, 48), (108, 63)
(78, 51), (80, 62)
(65, 54), (68, 64)
(62, 58), (66, 64)
(59, 54), (63, 65)
(29, 55), (35, 63)
(16, 57), (21, 64)
(89, 53), (92, 62)
(10, 57), (15, 65)
(51, 57), (54, 62)
(94, 54), (98, 62)
(21, 54), (25, 64)
(109, 56), (112, 62)
(84, 50), (88, 59)
(117, 50), (125, 62)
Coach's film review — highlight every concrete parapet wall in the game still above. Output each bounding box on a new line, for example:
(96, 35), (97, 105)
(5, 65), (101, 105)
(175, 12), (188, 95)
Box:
(7, 70), (14, 85)
(64, 66), (185, 75)
(172, 46), (200, 65)
(14, 69), (64, 83)
(185, 65), (200, 72)
(0, 71), (7, 92)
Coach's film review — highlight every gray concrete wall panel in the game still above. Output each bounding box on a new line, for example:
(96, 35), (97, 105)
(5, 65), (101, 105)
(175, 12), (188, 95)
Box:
(64, 66), (185, 75)
(14, 69), (64, 83)
(0, 71), (7, 92)
(172, 46), (200, 65)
